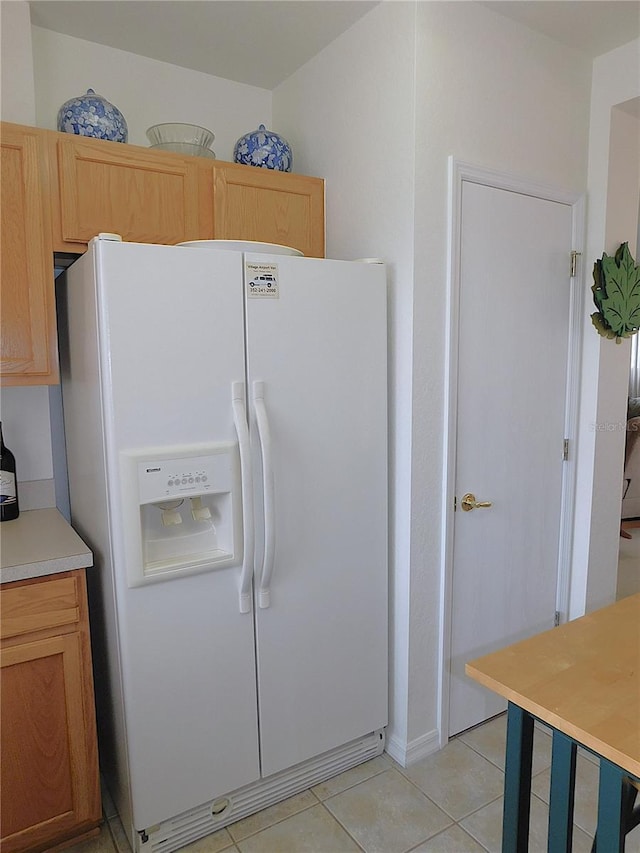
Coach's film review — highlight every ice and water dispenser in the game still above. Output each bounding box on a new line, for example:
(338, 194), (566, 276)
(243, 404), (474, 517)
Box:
(120, 443), (241, 587)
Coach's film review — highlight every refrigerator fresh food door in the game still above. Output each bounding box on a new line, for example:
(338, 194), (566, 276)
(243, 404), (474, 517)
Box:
(64, 240), (261, 830)
(245, 254), (388, 778)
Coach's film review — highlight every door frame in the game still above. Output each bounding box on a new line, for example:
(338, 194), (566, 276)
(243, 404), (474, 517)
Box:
(438, 158), (586, 745)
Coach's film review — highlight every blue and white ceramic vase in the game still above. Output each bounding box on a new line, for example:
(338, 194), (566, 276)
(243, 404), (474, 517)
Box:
(57, 88), (128, 143)
(233, 124), (292, 172)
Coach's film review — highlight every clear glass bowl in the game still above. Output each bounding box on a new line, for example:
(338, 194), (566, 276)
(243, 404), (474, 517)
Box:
(146, 123), (215, 148)
(150, 142), (216, 159)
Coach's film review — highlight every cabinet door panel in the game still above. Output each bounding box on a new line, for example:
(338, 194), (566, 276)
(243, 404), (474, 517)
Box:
(56, 136), (202, 247)
(213, 163), (325, 257)
(0, 634), (94, 851)
(0, 125), (57, 384)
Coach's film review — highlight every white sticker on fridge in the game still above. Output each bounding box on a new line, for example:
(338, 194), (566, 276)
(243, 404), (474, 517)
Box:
(246, 262), (279, 298)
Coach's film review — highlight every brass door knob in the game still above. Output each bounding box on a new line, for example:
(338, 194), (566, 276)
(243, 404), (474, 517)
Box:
(461, 493), (493, 512)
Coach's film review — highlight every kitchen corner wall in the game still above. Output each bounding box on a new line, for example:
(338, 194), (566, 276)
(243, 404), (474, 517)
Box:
(273, 0), (593, 764)
(571, 40), (640, 618)
(1, 0), (35, 124)
(273, 0), (418, 766)
(1, 2), (55, 512)
(1, 14), (272, 513)
(31, 27), (272, 161)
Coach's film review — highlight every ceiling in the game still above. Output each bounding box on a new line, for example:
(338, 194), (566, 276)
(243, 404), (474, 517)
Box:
(28, 1), (380, 89)
(28, 1), (640, 90)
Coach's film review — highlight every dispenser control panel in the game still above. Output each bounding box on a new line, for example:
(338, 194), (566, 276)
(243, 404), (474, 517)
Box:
(137, 448), (234, 504)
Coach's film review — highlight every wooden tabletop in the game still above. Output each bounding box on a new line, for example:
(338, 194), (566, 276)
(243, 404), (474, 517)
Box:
(466, 593), (640, 778)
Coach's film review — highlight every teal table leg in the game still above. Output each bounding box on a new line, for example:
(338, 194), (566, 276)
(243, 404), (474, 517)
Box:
(594, 759), (627, 853)
(503, 702), (534, 852)
(548, 731), (577, 852)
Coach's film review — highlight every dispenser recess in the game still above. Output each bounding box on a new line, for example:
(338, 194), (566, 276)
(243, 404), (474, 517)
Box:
(119, 442), (242, 587)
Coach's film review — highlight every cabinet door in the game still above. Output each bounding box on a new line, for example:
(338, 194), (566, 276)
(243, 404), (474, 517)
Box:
(212, 162), (325, 257)
(0, 124), (58, 385)
(1, 635), (95, 852)
(54, 135), (203, 249)
(0, 572), (101, 853)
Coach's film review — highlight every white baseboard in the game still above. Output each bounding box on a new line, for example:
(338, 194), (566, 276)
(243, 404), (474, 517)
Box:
(385, 728), (440, 767)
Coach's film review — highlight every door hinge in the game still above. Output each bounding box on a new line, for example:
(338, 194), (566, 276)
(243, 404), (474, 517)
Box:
(563, 438), (569, 461)
(554, 611), (561, 627)
(570, 251), (581, 278)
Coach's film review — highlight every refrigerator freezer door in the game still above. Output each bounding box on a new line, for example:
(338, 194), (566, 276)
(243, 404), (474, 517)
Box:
(64, 241), (261, 830)
(245, 254), (388, 778)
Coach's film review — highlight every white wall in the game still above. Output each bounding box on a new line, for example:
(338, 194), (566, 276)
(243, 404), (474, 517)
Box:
(276, 0), (593, 762)
(412, 1), (591, 750)
(0, 0), (35, 124)
(31, 26), (272, 161)
(570, 39), (640, 619)
(0, 1), (55, 511)
(1, 23), (273, 512)
(6, 0), (634, 764)
(274, 0), (418, 763)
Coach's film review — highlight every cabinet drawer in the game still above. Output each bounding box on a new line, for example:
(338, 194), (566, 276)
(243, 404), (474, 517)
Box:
(1, 576), (80, 640)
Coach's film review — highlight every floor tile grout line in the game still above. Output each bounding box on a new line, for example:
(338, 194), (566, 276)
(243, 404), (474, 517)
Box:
(226, 790), (323, 844)
(316, 798), (368, 852)
(319, 789), (456, 853)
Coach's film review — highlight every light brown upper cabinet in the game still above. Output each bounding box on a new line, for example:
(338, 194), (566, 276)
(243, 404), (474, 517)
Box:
(0, 123), (58, 385)
(51, 134), (205, 251)
(211, 162), (325, 258)
(51, 135), (325, 258)
(1, 121), (325, 386)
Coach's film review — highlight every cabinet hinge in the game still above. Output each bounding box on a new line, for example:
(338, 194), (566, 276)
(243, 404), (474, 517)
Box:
(563, 438), (569, 461)
(570, 251), (581, 278)
(554, 611), (561, 627)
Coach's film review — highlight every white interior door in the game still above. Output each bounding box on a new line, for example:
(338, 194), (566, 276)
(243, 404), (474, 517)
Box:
(245, 254), (388, 778)
(448, 181), (574, 736)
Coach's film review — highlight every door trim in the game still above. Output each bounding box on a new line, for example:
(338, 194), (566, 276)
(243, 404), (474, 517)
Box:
(438, 158), (585, 745)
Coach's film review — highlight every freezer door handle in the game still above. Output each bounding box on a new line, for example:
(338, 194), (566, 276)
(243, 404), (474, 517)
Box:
(253, 381), (275, 608)
(232, 381), (254, 613)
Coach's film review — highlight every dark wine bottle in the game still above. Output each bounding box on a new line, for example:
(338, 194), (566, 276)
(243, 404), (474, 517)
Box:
(0, 421), (19, 521)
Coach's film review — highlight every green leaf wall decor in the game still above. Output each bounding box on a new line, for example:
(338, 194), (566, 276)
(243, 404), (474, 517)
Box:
(591, 242), (640, 343)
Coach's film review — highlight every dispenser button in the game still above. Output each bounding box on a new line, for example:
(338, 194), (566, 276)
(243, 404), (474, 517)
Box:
(202, 475), (208, 482)
(189, 477), (194, 483)
(182, 478), (187, 484)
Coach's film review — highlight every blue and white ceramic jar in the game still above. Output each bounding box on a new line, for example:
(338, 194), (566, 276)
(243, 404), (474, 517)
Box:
(233, 124), (292, 172)
(57, 89), (128, 143)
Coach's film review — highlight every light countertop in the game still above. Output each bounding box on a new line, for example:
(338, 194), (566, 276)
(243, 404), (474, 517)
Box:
(0, 507), (93, 584)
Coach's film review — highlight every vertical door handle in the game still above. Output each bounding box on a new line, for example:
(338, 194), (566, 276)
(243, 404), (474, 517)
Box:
(253, 381), (275, 608)
(232, 381), (254, 613)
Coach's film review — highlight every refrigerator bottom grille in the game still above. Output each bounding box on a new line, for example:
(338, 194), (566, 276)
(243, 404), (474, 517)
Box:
(136, 729), (385, 853)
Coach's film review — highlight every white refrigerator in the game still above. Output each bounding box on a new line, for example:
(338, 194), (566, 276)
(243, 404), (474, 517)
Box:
(59, 236), (388, 852)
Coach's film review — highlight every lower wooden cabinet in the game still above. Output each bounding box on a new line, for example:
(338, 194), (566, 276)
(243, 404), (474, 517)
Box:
(0, 571), (102, 853)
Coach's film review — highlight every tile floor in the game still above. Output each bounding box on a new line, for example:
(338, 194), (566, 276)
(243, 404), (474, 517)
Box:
(66, 713), (640, 853)
(64, 529), (639, 853)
